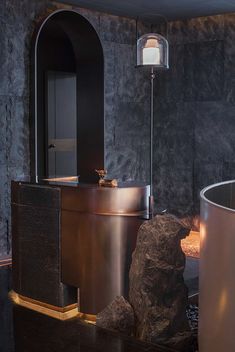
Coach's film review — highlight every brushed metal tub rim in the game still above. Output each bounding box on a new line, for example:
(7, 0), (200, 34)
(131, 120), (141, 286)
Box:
(200, 179), (235, 213)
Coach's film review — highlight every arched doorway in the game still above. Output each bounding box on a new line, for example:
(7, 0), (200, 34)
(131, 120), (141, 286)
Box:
(31, 10), (104, 182)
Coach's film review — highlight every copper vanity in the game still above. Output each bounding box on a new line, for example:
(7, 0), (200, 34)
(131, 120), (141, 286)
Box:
(12, 179), (149, 317)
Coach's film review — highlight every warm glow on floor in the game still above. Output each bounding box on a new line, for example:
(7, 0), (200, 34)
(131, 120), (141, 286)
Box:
(181, 231), (200, 258)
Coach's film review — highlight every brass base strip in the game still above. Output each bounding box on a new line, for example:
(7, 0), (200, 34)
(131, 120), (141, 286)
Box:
(77, 312), (97, 324)
(9, 291), (78, 321)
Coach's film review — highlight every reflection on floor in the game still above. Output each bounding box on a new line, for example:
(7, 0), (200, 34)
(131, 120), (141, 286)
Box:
(1, 266), (177, 352)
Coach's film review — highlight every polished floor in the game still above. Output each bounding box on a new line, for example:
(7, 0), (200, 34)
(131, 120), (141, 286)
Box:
(0, 265), (179, 352)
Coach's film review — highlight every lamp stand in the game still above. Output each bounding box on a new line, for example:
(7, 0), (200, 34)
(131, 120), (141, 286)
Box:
(149, 67), (156, 219)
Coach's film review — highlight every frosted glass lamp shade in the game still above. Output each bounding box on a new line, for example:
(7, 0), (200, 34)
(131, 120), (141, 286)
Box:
(137, 33), (169, 69)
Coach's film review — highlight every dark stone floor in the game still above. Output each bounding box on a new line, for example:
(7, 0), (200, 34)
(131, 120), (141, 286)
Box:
(0, 265), (178, 352)
(0, 260), (199, 352)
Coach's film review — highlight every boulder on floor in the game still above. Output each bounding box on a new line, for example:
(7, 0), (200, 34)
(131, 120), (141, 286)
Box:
(129, 214), (192, 351)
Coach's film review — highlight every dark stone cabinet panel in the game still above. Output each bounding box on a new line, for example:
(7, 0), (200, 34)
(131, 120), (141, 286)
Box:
(12, 184), (77, 307)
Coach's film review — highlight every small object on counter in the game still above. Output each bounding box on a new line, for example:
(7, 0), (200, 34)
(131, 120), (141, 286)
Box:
(95, 169), (107, 180)
(95, 169), (117, 187)
(99, 179), (118, 187)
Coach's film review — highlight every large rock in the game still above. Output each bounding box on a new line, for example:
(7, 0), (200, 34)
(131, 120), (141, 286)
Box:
(96, 296), (135, 336)
(129, 214), (192, 350)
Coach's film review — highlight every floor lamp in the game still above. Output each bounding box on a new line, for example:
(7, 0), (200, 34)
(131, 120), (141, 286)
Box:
(136, 33), (169, 218)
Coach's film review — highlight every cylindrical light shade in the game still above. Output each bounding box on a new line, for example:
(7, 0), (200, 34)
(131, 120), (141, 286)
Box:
(137, 33), (169, 69)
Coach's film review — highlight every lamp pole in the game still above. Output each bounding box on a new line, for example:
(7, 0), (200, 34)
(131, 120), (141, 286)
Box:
(149, 66), (155, 219)
(136, 31), (169, 219)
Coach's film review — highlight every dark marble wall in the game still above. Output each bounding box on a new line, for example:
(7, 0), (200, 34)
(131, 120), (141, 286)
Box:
(0, 0), (234, 256)
(154, 13), (235, 216)
(0, 1), (151, 257)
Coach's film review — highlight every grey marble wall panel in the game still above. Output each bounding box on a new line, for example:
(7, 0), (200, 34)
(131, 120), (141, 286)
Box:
(156, 44), (185, 103)
(155, 13), (235, 215)
(0, 163), (9, 255)
(186, 15), (224, 43)
(100, 14), (136, 44)
(184, 40), (224, 101)
(0, 216), (8, 256)
(194, 102), (235, 162)
(0, 26), (29, 97)
(0, 0), (48, 26)
(0, 97), (7, 166)
(168, 20), (188, 45)
(154, 101), (195, 215)
(73, 6), (100, 31)
(5, 96), (29, 171)
(222, 161), (235, 181)
(0, 97), (10, 255)
(103, 39), (150, 182)
(167, 15), (224, 45)
(154, 165), (193, 215)
(192, 102), (235, 209)
(224, 14), (235, 105)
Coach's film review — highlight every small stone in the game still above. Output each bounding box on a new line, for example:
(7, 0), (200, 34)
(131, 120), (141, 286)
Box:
(96, 296), (135, 336)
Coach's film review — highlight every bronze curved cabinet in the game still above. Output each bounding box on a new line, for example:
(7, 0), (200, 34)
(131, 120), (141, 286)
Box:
(61, 183), (149, 315)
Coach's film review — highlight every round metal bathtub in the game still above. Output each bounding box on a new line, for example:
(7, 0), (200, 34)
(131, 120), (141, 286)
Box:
(200, 180), (235, 352)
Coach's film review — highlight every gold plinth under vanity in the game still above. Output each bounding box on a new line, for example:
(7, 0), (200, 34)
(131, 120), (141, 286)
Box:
(9, 291), (78, 321)
(11, 179), (149, 319)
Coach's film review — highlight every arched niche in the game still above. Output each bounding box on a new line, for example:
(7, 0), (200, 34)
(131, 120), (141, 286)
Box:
(31, 9), (104, 183)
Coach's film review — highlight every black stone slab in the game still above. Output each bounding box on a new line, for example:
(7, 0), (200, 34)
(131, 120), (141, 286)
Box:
(12, 182), (76, 307)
